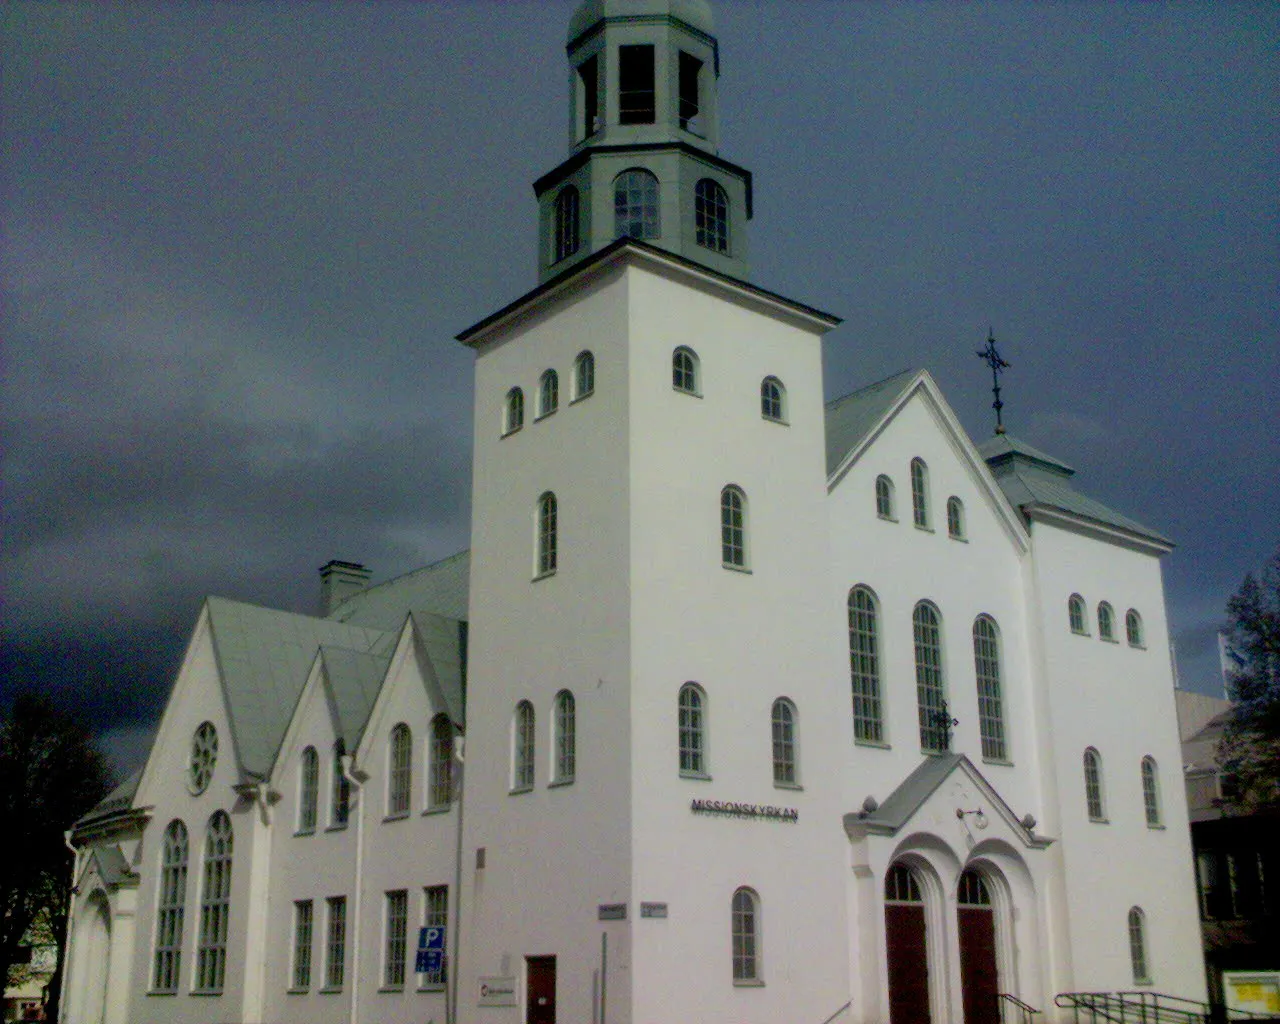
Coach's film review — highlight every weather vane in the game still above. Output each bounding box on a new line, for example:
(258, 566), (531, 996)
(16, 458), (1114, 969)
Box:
(976, 329), (1011, 435)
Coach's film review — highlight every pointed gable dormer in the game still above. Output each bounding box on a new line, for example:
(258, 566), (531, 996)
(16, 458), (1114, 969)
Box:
(534, 0), (752, 283)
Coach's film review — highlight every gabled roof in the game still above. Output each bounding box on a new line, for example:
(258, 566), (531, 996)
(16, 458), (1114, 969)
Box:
(824, 368), (920, 477)
(74, 770), (142, 831)
(412, 611), (466, 727)
(86, 845), (138, 889)
(978, 434), (1172, 548)
(319, 646), (392, 753)
(328, 550), (471, 627)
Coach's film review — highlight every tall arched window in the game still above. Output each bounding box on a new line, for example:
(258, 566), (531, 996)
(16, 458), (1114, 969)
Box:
(947, 496), (965, 539)
(297, 746), (319, 833)
(1068, 594), (1088, 634)
(913, 602), (947, 752)
(1128, 907), (1150, 983)
(1126, 609), (1144, 647)
(973, 615), (1006, 761)
(910, 458), (930, 528)
(760, 376), (785, 422)
(196, 811), (233, 993)
(388, 723), (412, 816)
(848, 586), (883, 743)
(574, 350), (595, 399)
(1141, 756), (1161, 827)
(1098, 601), (1116, 641)
(721, 485), (747, 568)
(538, 369), (558, 418)
(695, 178), (729, 253)
(504, 387), (524, 435)
(553, 185), (580, 263)
(554, 690), (576, 784)
(614, 168), (660, 240)
(672, 346), (699, 394)
(678, 683), (707, 776)
(771, 698), (798, 786)
(152, 820), (188, 992)
(1084, 747), (1106, 821)
(331, 742), (350, 827)
(875, 475), (895, 520)
(513, 701), (535, 791)
(428, 714), (453, 810)
(537, 492), (558, 577)
(731, 887), (761, 983)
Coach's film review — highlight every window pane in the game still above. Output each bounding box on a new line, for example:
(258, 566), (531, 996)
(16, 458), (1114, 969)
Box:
(731, 889), (759, 981)
(326, 897), (347, 989)
(554, 187), (580, 262)
(385, 890), (408, 987)
(389, 724), (412, 815)
(910, 459), (929, 528)
(772, 699), (796, 784)
(679, 685), (705, 774)
(153, 821), (188, 992)
(196, 812), (233, 992)
(429, 715), (453, 809)
(973, 617), (1006, 760)
(914, 604), (947, 751)
(849, 588), (883, 743)
(292, 900), (313, 990)
(556, 691), (576, 782)
(422, 886), (449, 986)
(721, 487), (745, 567)
(696, 179), (729, 253)
(614, 169), (660, 239)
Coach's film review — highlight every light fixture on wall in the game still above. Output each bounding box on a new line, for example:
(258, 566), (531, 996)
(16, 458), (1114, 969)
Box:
(956, 807), (988, 830)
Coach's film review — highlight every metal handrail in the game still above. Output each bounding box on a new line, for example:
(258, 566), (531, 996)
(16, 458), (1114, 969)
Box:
(1056, 991), (1276, 1024)
(999, 992), (1042, 1024)
(817, 1000), (852, 1024)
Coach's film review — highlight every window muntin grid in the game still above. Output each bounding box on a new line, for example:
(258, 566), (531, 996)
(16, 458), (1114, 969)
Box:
(538, 369), (558, 418)
(731, 887), (760, 982)
(422, 886), (448, 986)
(325, 896), (347, 990)
(428, 714), (453, 809)
(504, 387), (524, 435)
(947, 496), (965, 539)
(388, 723), (412, 816)
(384, 890), (408, 988)
(672, 347), (698, 393)
(884, 863), (923, 903)
(1084, 747), (1106, 821)
(848, 587), (883, 743)
(1142, 756), (1161, 826)
(875, 475), (894, 519)
(537, 492), (557, 576)
(1126, 609), (1144, 647)
(152, 820), (188, 992)
(189, 721), (218, 795)
(574, 351), (595, 399)
(910, 458), (930, 529)
(553, 186), (580, 263)
(913, 602), (948, 752)
(973, 615), (1006, 761)
(678, 683), (706, 776)
(298, 746), (319, 833)
(554, 690), (576, 783)
(1068, 594), (1088, 634)
(1098, 602), (1116, 641)
(513, 701), (535, 790)
(613, 168), (660, 239)
(771, 698), (797, 785)
(291, 900), (313, 990)
(1128, 907), (1150, 983)
(331, 743), (350, 827)
(196, 810), (233, 993)
(721, 486), (746, 568)
(695, 178), (729, 253)
(760, 377), (784, 421)
(958, 870), (991, 906)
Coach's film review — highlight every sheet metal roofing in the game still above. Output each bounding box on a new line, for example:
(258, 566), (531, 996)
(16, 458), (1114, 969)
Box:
(320, 646), (391, 753)
(328, 550), (470, 628)
(75, 770), (142, 830)
(412, 611), (466, 727)
(824, 368), (921, 477)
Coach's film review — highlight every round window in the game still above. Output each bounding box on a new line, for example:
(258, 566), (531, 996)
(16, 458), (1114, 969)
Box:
(189, 721), (218, 795)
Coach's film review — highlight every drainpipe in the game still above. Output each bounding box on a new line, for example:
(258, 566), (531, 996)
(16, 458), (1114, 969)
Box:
(342, 754), (367, 1024)
(58, 831), (81, 1024)
(450, 736), (465, 1024)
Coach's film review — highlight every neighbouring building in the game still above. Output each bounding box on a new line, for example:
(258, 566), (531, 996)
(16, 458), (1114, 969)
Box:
(60, 2), (1206, 1022)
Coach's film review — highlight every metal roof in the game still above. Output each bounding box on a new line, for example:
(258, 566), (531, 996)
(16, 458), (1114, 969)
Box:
(824, 369), (921, 477)
(412, 611), (466, 727)
(328, 550), (471, 627)
(74, 770), (142, 830)
(319, 646), (391, 753)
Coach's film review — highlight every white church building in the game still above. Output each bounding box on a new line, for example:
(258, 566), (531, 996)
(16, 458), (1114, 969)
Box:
(60, 2), (1206, 1023)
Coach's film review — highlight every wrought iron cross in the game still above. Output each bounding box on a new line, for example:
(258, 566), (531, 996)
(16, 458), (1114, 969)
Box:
(976, 330), (1011, 435)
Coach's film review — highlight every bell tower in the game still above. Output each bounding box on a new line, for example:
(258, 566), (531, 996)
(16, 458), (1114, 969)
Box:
(533, 0), (753, 282)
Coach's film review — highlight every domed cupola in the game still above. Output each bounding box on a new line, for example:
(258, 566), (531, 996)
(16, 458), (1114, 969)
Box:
(533, 0), (752, 283)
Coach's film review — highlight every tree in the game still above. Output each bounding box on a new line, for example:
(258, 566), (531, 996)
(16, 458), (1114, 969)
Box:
(1218, 548), (1280, 812)
(0, 691), (115, 1017)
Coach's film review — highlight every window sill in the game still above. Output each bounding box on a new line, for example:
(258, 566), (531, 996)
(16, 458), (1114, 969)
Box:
(773, 780), (803, 791)
(1088, 817), (1110, 825)
(190, 990), (224, 997)
(326, 822), (349, 832)
(379, 985), (405, 993)
(294, 828), (316, 838)
(286, 988), (309, 995)
(1071, 630), (1091, 638)
(733, 979), (765, 988)
(982, 757), (1014, 768)
(1100, 636), (1119, 644)
(914, 524), (935, 533)
(319, 987), (344, 995)
(948, 534), (968, 543)
(548, 777), (575, 789)
(534, 409), (557, 422)
(383, 811), (409, 823)
(509, 785), (534, 796)
(417, 983), (447, 992)
(877, 514), (899, 523)
(147, 991), (177, 997)
(1146, 822), (1166, 831)
(1128, 643), (1147, 651)
(673, 386), (704, 399)
(762, 415), (789, 426)
(569, 391), (594, 405)
(422, 804), (451, 817)
(533, 569), (557, 583)
(855, 738), (890, 750)
(722, 562), (752, 574)
(501, 425), (523, 439)
(680, 770), (713, 781)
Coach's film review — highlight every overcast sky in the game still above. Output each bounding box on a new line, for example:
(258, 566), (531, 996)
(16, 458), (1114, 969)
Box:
(3, 1), (1277, 775)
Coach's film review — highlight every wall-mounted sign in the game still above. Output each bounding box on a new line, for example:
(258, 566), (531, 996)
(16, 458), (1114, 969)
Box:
(640, 902), (668, 918)
(598, 903), (627, 920)
(691, 798), (799, 822)
(478, 976), (517, 1007)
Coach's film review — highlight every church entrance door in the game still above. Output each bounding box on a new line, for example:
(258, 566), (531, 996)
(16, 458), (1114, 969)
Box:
(885, 863), (931, 1024)
(526, 955), (556, 1024)
(957, 870), (1000, 1024)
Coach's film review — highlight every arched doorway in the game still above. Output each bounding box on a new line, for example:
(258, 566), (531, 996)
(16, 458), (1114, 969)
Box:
(885, 862), (930, 1024)
(957, 870), (999, 1024)
(68, 891), (111, 1024)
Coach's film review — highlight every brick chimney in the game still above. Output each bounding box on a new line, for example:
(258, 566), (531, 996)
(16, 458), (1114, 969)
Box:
(319, 560), (371, 616)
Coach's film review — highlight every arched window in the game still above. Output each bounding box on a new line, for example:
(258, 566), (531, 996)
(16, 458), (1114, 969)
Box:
(538, 369), (558, 418)
(152, 820), (188, 992)
(947, 496), (965, 539)
(196, 811), (233, 993)
(1126, 609), (1144, 647)
(910, 458), (930, 528)
(331, 742), (350, 827)
(973, 615), (1006, 761)
(553, 186), (580, 263)
(958, 869), (991, 906)
(388, 723), (412, 816)
(885, 863), (923, 903)
(513, 701), (535, 791)
(504, 387), (524, 435)
(771, 698), (798, 786)
(913, 602), (948, 752)
(695, 178), (729, 253)
(1128, 907), (1150, 983)
(428, 714), (453, 810)
(1141, 756), (1161, 827)
(537, 492), (558, 577)
(614, 168), (660, 240)
(760, 376), (785, 422)
(1098, 601), (1116, 641)
(721, 485), (747, 568)
(731, 887), (761, 983)
(848, 586), (883, 743)
(574, 350), (595, 399)
(298, 746), (319, 833)
(678, 683), (707, 776)
(875, 475), (895, 520)
(672, 346), (699, 394)
(1068, 594), (1088, 634)
(1084, 747), (1106, 821)
(554, 690), (576, 784)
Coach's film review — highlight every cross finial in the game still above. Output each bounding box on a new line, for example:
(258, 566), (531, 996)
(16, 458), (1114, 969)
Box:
(976, 329), (1011, 435)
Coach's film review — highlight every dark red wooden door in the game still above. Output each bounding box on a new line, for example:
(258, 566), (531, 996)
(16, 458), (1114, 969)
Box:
(886, 903), (931, 1024)
(958, 905), (999, 1024)
(526, 955), (556, 1024)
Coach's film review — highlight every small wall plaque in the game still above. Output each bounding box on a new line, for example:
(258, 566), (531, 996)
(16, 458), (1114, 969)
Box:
(640, 902), (668, 918)
(598, 903), (627, 920)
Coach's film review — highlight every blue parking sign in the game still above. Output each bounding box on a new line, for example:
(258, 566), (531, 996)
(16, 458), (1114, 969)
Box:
(418, 926), (445, 951)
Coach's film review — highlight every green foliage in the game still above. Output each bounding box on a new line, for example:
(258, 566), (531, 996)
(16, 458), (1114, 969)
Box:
(0, 692), (115, 1009)
(1219, 549), (1280, 812)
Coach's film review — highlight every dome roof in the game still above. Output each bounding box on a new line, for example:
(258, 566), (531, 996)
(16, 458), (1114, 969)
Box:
(568, 0), (715, 43)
